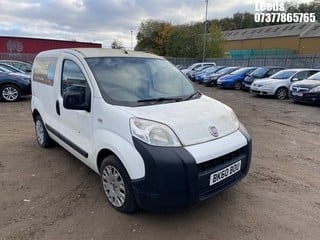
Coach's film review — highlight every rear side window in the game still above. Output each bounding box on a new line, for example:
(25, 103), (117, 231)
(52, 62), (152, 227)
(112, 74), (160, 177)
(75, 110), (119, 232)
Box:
(294, 71), (316, 80)
(33, 57), (58, 86)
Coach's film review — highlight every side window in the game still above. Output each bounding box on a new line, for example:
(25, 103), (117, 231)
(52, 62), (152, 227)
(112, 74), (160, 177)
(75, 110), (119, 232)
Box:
(268, 68), (279, 76)
(294, 71), (310, 80)
(33, 57), (57, 86)
(309, 70), (319, 77)
(61, 60), (91, 110)
(61, 60), (89, 96)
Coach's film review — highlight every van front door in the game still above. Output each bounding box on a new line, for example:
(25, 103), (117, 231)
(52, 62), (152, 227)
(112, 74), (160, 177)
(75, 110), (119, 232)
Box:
(55, 57), (93, 162)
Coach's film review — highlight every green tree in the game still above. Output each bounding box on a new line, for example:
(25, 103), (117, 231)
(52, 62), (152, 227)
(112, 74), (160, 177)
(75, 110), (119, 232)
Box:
(205, 25), (225, 58)
(111, 39), (124, 49)
(166, 23), (203, 58)
(286, 0), (320, 21)
(135, 19), (173, 55)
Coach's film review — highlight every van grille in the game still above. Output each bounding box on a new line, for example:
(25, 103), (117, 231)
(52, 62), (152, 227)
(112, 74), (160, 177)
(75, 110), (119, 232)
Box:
(197, 147), (245, 173)
(197, 146), (249, 200)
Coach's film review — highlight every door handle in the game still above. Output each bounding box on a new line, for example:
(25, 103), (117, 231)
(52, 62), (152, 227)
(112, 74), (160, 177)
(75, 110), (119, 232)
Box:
(56, 100), (60, 116)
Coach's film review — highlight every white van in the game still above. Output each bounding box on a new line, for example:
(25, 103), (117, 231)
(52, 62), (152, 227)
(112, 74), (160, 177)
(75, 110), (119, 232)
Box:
(31, 48), (252, 213)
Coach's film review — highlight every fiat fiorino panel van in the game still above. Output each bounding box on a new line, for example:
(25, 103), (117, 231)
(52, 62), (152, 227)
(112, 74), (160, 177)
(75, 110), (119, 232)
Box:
(31, 48), (252, 213)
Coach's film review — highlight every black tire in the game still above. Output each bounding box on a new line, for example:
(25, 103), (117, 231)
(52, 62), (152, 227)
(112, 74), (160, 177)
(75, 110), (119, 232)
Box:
(205, 81), (213, 87)
(233, 80), (242, 90)
(100, 155), (138, 213)
(34, 115), (53, 148)
(275, 87), (288, 100)
(0, 84), (21, 102)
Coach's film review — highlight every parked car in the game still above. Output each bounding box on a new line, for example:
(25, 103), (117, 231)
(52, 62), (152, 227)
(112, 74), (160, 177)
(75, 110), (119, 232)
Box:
(0, 70), (31, 102)
(290, 72), (320, 104)
(181, 62), (216, 75)
(31, 48), (251, 213)
(203, 67), (240, 87)
(194, 66), (226, 83)
(187, 65), (214, 81)
(217, 67), (257, 89)
(242, 66), (285, 90)
(0, 63), (28, 74)
(250, 69), (319, 100)
(0, 60), (32, 73)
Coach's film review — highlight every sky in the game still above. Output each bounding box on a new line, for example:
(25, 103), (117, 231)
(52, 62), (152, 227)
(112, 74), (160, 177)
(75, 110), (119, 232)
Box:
(0, 0), (314, 49)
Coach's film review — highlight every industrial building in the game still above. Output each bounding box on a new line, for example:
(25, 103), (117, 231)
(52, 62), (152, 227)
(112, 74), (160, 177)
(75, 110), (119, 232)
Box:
(0, 36), (101, 61)
(222, 22), (320, 58)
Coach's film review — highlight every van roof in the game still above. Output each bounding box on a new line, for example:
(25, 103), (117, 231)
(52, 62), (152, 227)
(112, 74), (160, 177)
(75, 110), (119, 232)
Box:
(37, 48), (163, 59)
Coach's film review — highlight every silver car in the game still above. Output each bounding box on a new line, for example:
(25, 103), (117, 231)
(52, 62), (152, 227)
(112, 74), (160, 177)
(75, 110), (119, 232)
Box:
(250, 69), (319, 100)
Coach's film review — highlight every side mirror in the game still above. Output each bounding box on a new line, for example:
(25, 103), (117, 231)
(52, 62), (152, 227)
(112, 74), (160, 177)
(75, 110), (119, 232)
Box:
(63, 90), (90, 112)
(291, 77), (299, 82)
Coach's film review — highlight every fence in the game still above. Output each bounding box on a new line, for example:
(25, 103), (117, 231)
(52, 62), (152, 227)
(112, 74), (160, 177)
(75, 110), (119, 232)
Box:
(167, 54), (320, 69)
(2, 52), (320, 69)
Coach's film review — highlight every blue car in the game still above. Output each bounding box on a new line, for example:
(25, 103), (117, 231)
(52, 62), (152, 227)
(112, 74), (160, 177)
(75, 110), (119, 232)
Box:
(217, 67), (257, 89)
(194, 66), (226, 83)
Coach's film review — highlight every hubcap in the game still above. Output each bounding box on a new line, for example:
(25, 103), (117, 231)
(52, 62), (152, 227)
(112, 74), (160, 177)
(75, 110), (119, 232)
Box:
(234, 81), (242, 89)
(35, 120), (45, 144)
(102, 165), (126, 207)
(277, 89), (287, 99)
(2, 87), (18, 101)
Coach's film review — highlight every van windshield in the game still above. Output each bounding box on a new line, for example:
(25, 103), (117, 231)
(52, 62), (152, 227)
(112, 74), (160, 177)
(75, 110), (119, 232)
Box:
(86, 57), (198, 107)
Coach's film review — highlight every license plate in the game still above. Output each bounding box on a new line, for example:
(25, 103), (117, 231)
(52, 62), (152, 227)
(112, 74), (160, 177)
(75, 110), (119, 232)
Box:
(292, 92), (303, 96)
(209, 160), (241, 186)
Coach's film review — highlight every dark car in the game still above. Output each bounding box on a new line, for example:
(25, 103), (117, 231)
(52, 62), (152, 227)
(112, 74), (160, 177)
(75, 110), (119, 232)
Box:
(0, 60), (33, 73)
(290, 72), (320, 104)
(0, 70), (31, 102)
(203, 67), (240, 87)
(242, 66), (285, 91)
(0, 63), (27, 74)
(217, 67), (257, 89)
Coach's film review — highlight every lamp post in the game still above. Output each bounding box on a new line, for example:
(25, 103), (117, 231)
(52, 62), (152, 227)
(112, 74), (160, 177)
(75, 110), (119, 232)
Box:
(202, 0), (209, 62)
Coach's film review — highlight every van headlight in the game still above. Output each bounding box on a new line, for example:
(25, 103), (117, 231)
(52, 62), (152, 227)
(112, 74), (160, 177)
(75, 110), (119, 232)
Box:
(130, 118), (182, 147)
(309, 86), (320, 93)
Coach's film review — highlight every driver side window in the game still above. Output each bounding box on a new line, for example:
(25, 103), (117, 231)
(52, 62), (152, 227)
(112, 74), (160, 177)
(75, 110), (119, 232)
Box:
(61, 60), (91, 109)
(61, 60), (88, 94)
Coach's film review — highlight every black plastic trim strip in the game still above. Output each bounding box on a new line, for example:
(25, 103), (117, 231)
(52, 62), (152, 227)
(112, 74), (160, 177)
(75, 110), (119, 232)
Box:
(45, 124), (88, 158)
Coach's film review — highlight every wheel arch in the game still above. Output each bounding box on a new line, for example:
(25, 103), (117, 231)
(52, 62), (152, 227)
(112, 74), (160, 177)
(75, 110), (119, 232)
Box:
(32, 109), (41, 122)
(96, 148), (115, 173)
(275, 86), (288, 94)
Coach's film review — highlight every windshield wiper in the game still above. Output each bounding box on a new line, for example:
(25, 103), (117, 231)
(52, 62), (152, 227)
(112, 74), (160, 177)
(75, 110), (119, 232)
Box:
(184, 91), (202, 101)
(138, 97), (183, 103)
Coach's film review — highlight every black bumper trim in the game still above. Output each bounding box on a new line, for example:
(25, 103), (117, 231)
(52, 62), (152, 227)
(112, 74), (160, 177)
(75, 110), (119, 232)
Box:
(131, 128), (252, 211)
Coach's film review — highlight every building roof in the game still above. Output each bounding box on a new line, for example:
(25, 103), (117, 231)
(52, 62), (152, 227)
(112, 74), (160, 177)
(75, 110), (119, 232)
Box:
(223, 22), (320, 41)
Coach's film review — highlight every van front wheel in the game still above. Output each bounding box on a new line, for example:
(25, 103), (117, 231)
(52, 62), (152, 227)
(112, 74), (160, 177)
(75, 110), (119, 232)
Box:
(100, 155), (138, 213)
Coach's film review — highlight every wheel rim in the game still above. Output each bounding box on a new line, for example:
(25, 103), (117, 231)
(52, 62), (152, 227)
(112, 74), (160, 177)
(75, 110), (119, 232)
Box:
(35, 120), (45, 145)
(276, 88), (287, 99)
(234, 81), (242, 90)
(102, 165), (126, 207)
(2, 86), (19, 101)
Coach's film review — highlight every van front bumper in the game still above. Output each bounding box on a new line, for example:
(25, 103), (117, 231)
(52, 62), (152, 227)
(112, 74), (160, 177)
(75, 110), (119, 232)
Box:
(131, 128), (252, 211)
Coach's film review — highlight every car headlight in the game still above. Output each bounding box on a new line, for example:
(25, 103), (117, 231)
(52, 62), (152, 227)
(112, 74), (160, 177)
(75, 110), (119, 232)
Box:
(309, 86), (320, 93)
(130, 118), (181, 147)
